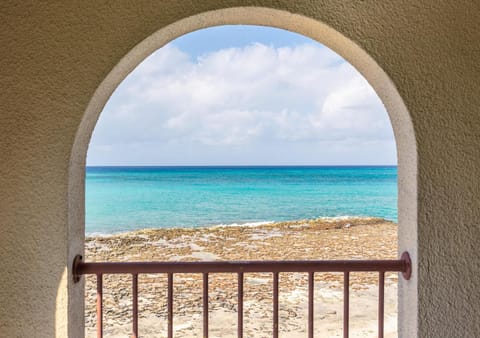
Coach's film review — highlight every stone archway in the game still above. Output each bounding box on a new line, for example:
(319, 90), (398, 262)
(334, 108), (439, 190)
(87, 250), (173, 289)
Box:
(68, 7), (417, 337)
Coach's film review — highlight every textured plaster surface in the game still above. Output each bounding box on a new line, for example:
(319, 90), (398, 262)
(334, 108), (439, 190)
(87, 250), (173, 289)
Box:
(0, 1), (479, 337)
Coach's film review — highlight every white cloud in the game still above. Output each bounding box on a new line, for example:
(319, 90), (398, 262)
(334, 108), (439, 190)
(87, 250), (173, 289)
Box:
(88, 42), (396, 165)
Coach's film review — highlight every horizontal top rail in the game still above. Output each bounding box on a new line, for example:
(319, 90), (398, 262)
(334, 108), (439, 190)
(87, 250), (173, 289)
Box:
(73, 252), (411, 281)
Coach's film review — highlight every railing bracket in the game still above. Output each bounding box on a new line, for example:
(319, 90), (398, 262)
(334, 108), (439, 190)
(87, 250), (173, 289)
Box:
(401, 251), (412, 280)
(73, 254), (83, 283)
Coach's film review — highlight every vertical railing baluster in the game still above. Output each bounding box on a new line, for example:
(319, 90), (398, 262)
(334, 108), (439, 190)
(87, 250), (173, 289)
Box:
(96, 274), (103, 338)
(238, 272), (244, 338)
(379, 271), (385, 338)
(203, 272), (209, 338)
(344, 271), (349, 338)
(132, 274), (138, 338)
(308, 272), (314, 338)
(168, 273), (173, 338)
(273, 272), (279, 338)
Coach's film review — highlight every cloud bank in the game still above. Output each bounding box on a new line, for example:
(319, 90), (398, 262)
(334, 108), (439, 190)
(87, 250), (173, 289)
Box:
(88, 43), (396, 165)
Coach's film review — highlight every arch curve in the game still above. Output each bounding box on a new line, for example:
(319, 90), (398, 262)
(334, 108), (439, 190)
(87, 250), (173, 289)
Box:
(68, 6), (417, 336)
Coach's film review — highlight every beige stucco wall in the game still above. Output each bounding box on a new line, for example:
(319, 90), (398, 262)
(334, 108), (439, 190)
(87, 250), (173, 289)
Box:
(0, 2), (478, 337)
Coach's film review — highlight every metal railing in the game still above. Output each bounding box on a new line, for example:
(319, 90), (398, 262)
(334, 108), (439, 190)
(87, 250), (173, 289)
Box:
(73, 252), (411, 338)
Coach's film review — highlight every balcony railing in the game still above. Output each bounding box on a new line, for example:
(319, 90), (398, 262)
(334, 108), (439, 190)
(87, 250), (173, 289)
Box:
(73, 252), (411, 338)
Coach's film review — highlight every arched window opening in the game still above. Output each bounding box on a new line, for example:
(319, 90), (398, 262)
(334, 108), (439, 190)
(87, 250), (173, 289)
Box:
(81, 25), (406, 337)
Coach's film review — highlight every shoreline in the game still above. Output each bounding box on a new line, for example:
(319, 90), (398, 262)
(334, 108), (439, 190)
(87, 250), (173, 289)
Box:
(85, 217), (398, 337)
(86, 215), (393, 238)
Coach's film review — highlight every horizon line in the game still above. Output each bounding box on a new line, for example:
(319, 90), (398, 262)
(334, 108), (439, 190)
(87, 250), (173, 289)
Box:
(86, 164), (397, 167)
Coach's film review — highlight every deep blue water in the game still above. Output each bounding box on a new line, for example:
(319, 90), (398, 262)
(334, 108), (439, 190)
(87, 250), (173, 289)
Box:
(86, 166), (397, 234)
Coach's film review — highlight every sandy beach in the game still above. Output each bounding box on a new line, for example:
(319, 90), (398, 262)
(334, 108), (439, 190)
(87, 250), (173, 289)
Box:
(85, 217), (398, 337)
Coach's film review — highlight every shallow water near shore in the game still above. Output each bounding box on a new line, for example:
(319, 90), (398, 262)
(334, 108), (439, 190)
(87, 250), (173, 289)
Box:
(86, 166), (397, 234)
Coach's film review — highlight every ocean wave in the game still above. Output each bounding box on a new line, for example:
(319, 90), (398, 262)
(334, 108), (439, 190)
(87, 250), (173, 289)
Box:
(315, 215), (380, 222)
(86, 216), (385, 236)
(208, 216), (380, 228)
(210, 221), (275, 228)
(86, 231), (117, 238)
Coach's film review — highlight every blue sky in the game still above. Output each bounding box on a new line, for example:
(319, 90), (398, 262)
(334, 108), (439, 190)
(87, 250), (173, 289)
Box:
(87, 25), (396, 166)
(172, 25), (318, 58)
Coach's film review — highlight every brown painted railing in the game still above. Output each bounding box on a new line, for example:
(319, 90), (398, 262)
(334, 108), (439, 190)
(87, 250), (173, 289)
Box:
(73, 252), (411, 338)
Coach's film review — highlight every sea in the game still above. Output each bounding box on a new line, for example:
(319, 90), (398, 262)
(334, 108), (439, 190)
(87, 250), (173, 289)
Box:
(86, 166), (397, 234)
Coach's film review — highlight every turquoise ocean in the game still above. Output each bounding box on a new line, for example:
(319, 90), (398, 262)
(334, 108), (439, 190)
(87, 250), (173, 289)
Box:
(86, 166), (397, 234)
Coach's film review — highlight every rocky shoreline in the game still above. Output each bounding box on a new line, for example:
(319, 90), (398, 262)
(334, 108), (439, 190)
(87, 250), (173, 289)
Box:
(85, 217), (398, 337)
